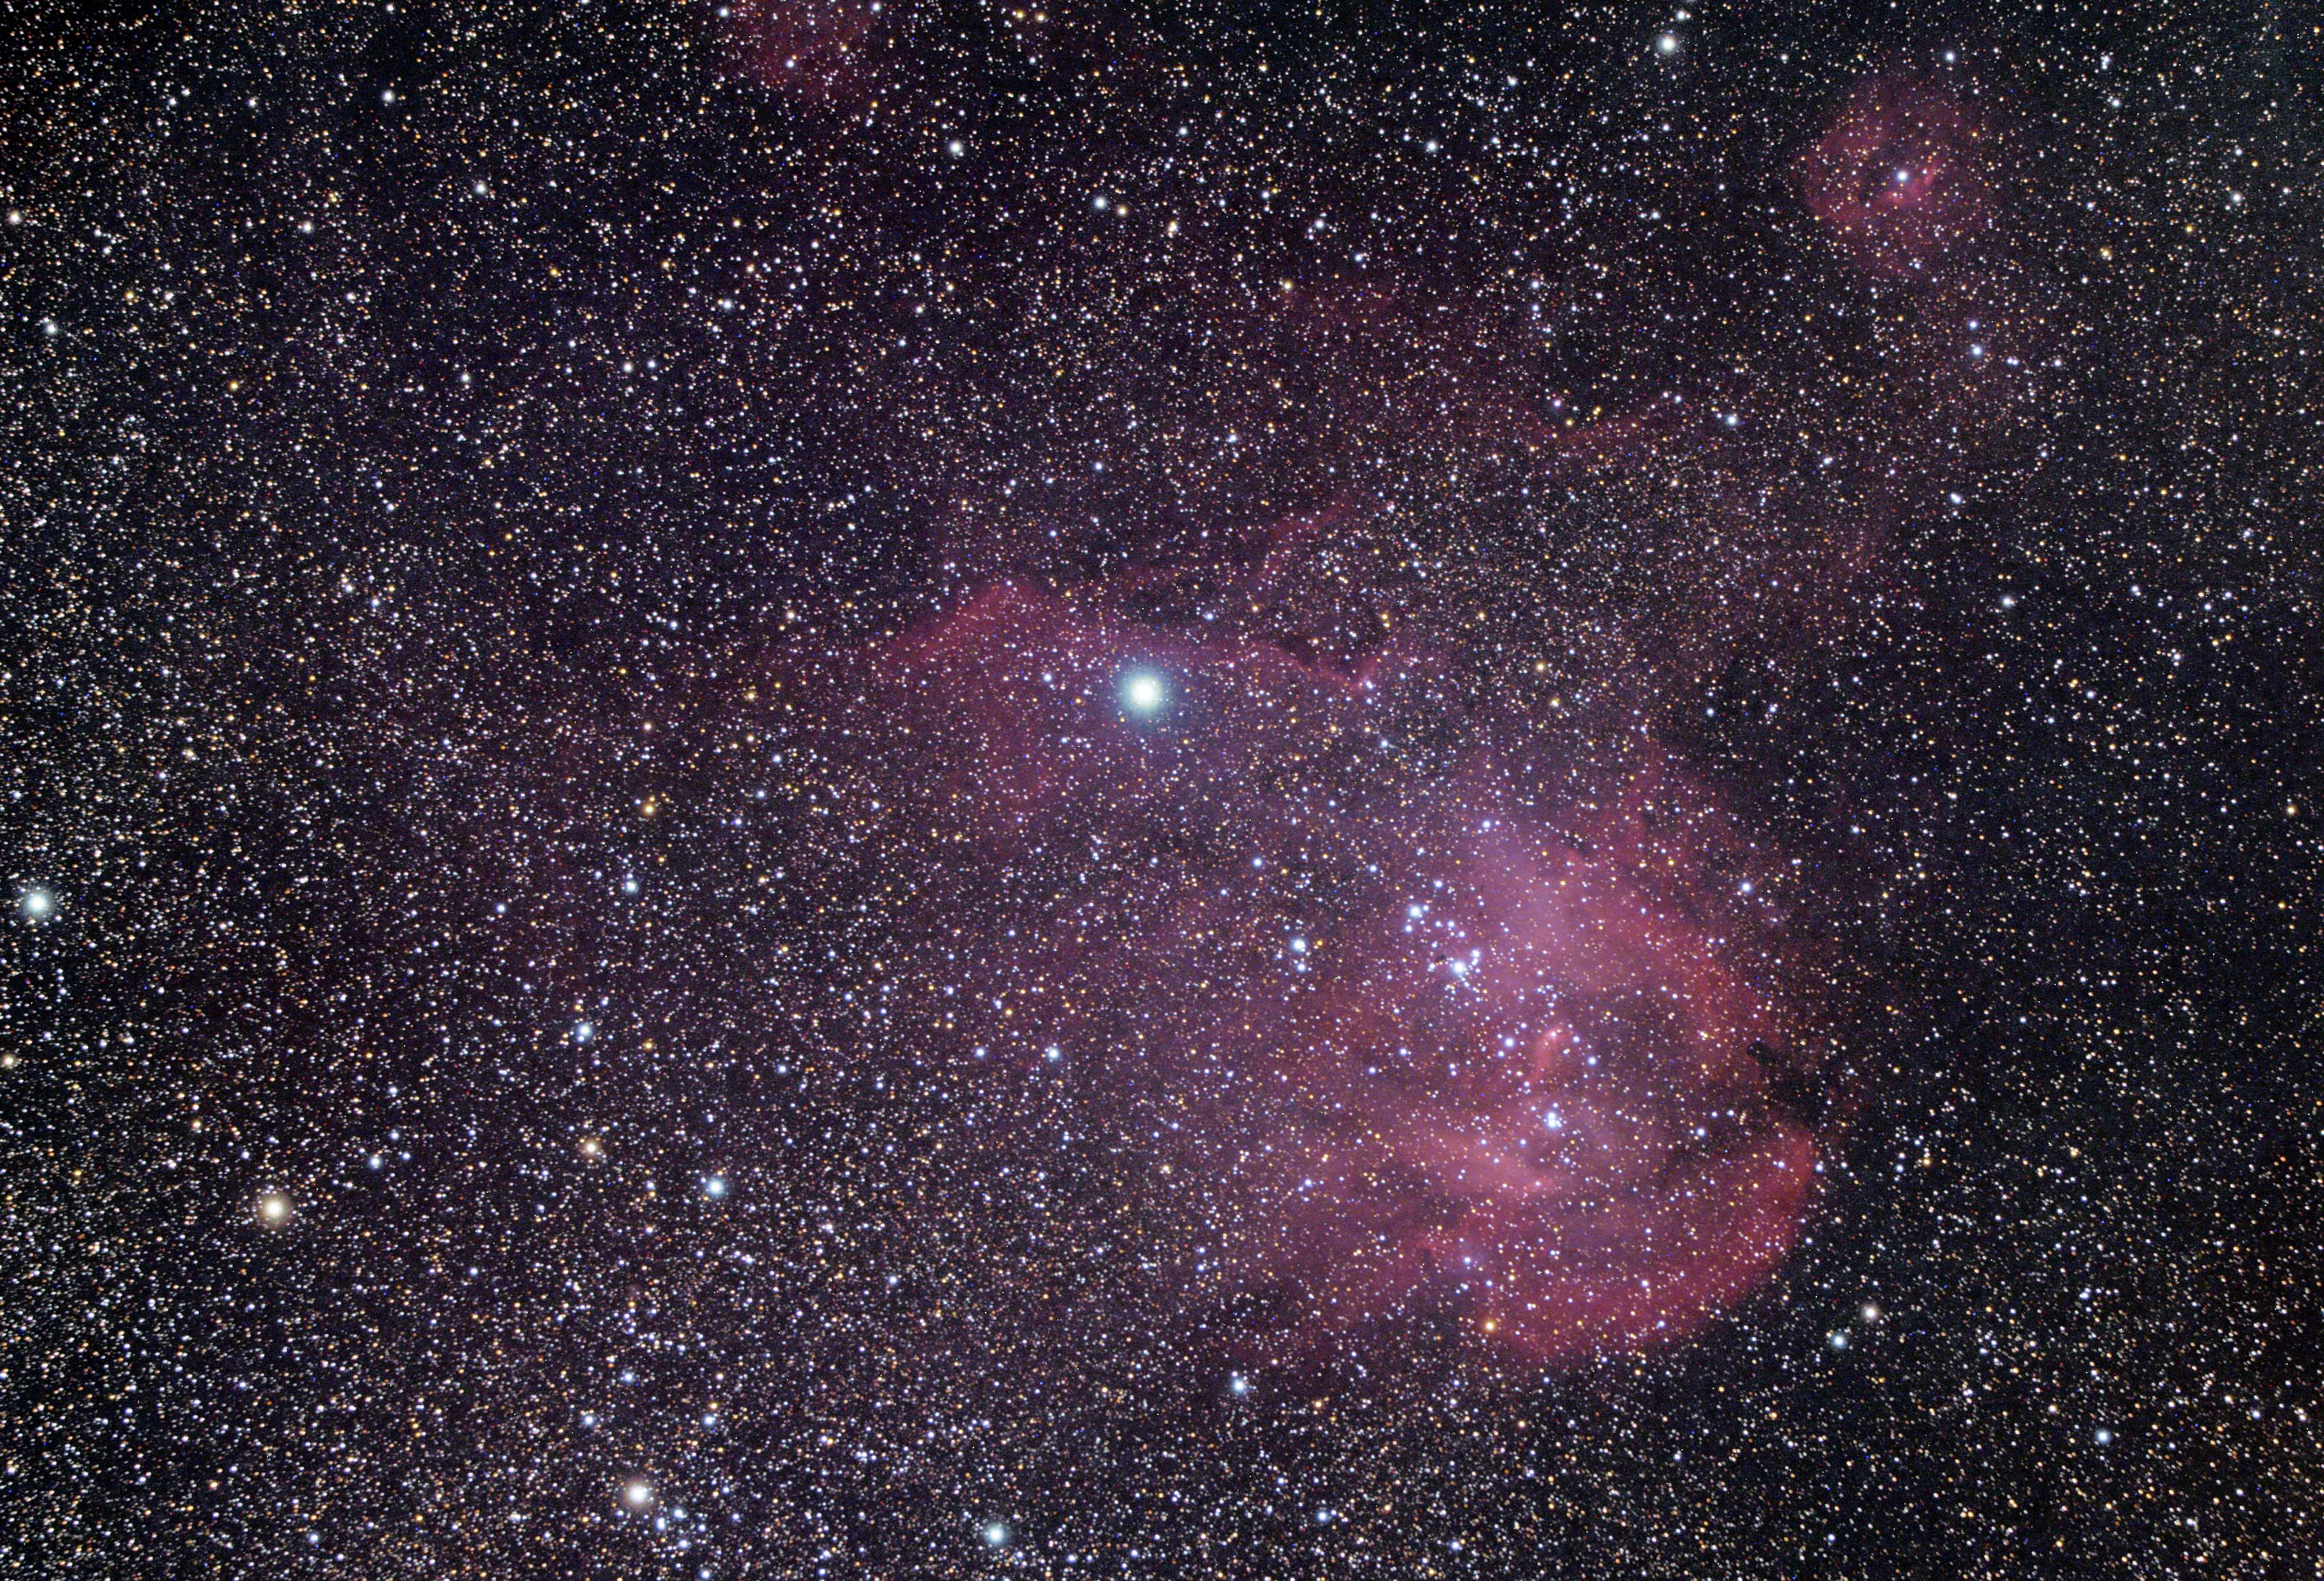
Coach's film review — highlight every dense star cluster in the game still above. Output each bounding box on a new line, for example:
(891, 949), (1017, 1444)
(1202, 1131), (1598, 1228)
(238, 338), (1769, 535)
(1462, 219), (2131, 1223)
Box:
(6, 1), (2323, 1575)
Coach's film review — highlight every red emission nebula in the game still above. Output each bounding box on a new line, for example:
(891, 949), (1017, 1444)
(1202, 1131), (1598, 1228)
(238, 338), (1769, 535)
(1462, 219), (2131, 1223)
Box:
(761, 538), (1837, 1370)
(1797, 72), (1992, 278)
(704, 51), (2005, 1374)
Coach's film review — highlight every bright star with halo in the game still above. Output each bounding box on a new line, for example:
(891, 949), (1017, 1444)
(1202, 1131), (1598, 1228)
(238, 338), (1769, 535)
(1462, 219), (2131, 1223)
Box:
(1121, 669), (1167, 715)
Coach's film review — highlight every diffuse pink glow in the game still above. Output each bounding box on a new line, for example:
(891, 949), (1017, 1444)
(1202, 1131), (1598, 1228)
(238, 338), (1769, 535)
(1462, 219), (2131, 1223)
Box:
(1798, 74), (1992, 278)
(777, 559), (1826, 1368)
(723, 0), (887, 101)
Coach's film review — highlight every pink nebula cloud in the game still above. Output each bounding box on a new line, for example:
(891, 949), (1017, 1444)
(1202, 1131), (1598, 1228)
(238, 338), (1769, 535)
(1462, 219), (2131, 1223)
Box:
(767, 550), (1829, 1368)
(723, 0), (888, 102)
(1798, 74), (1992, 279)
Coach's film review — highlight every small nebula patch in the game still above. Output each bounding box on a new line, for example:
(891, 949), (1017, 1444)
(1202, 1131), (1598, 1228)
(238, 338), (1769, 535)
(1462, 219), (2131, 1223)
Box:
(1798, 74), (1992, 279)
(723, 0), (889, 101)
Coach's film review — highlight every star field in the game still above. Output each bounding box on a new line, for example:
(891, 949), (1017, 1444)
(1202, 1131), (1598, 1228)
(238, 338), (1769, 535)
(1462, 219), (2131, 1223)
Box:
(6, 1), (2324, 1575)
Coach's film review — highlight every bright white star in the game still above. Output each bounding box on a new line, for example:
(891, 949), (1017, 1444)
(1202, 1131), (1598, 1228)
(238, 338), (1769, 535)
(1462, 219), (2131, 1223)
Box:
(1121, 670), (1167, 715)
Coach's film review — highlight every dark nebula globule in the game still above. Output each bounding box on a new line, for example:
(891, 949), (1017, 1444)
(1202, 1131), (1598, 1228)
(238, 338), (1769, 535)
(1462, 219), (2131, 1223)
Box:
(9, 1), (2324, 1577)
